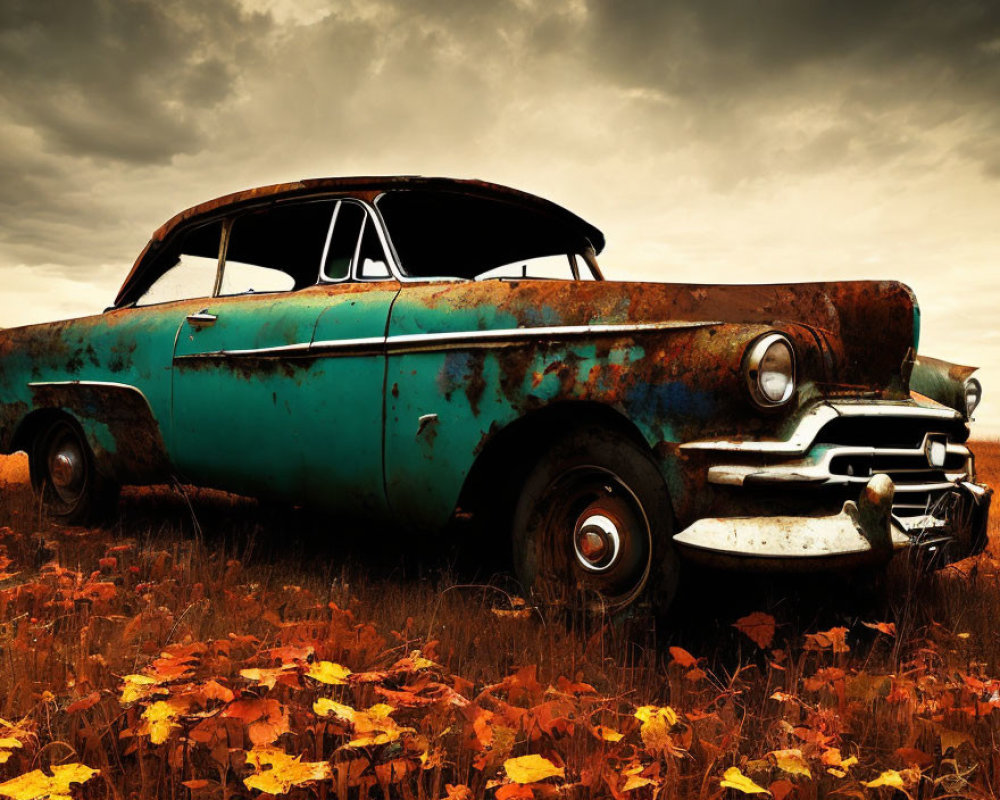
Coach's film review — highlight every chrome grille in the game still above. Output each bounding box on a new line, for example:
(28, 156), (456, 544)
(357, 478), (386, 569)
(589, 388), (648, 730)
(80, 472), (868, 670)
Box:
(816, 422), (970, 520)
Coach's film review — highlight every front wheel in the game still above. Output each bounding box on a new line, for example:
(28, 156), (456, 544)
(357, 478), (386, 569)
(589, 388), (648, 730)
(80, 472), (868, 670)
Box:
(511, 427), (679, 617)
(30, 418), (119, 525)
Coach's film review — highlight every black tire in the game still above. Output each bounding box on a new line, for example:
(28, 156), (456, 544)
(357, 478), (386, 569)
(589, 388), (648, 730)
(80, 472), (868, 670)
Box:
(30, 418), (119, 525)
(511, 426), (680, 617)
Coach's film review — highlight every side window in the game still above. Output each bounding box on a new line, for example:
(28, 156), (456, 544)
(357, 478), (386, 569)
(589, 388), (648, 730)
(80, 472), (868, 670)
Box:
(474, 254), (580, 281)
(220, 201), (336, 296)
(320, 201), (365, 281)
(357, 215), (392, 280)
(135, 221), (221, 306)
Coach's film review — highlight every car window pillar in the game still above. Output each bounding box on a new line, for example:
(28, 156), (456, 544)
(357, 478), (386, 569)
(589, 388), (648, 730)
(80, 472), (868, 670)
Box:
(212, 218), (234, 298)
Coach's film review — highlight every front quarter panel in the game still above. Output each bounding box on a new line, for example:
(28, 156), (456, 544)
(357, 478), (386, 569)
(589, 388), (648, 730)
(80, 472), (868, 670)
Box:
(384, 281), (783, 530)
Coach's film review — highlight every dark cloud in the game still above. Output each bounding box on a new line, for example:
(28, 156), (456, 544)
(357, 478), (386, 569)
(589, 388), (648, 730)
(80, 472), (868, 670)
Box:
(0, 0), (270, 163)
(584, 0), (1000, 179)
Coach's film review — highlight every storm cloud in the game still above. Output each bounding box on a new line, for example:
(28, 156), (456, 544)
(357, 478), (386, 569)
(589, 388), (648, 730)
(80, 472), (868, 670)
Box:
(2, 0), (1000, 427)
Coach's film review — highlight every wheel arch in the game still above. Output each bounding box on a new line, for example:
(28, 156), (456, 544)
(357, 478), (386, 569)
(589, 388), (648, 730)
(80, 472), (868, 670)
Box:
(455, 400), (665, 519)
(14, 382), (171, 484)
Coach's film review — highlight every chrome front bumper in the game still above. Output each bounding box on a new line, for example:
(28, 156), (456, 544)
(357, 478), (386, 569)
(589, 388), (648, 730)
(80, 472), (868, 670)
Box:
(673, 474), (991, 570)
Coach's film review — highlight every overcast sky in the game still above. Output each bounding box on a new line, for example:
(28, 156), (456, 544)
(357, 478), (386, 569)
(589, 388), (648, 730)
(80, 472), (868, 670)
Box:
(2, 0), (999, 432)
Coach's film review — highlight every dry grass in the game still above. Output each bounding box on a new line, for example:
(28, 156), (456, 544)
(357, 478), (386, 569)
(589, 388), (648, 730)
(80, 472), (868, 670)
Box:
(1, 444), (999, 798)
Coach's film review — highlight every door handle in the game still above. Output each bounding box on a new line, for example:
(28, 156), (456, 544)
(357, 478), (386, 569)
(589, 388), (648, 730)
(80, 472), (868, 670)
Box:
(187, 311), (217, 328)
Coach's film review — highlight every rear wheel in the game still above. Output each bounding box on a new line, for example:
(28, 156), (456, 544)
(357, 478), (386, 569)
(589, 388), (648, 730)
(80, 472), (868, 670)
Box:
(30, 418), (119, 524)
(512, 427), (679, 616)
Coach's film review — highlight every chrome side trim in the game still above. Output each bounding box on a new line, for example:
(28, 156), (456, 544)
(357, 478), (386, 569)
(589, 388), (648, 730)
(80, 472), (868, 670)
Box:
(383, 321), (717, 354)
(28, 380), (153, 405)
(174, 321), (717, 361)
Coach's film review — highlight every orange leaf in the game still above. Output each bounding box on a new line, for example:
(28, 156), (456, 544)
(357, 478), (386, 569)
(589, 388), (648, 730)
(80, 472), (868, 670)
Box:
(733, 612), (776, 649)
(769, 779), (794, 800)
(803, 627), (850, 653)
(496, 785), (534, 800)
(222, 698), (289, 746)
(66, 692), (101, 713)
(863, 621), (896, 636)
(669, 646), (698, 668)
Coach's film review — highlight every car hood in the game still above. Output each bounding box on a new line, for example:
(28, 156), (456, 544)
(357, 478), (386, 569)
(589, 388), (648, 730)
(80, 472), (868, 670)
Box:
(390, 278), (918, 397)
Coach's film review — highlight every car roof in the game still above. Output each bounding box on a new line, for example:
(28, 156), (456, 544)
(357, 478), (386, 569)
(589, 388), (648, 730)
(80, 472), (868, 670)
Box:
(117, 177), (605, 304)
(149, 176), (604, 250)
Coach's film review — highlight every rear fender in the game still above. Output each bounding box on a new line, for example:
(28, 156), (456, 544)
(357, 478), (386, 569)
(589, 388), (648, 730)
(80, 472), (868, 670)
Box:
(15, 381), (171, 483)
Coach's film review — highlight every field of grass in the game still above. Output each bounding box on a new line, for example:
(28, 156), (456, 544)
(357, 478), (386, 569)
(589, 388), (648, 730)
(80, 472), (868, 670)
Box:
(1, 444), (1000, 799)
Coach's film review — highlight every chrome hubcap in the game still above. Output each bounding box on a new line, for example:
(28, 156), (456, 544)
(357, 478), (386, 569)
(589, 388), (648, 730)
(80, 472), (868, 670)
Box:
(573, 513), (622, 573)
(46, 433), (85, 499)
(51, 451), (79, 488)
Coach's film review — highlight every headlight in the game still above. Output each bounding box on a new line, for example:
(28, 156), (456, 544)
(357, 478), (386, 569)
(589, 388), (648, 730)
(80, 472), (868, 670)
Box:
(745, 333), (796, 407)
(965, 377), (982, 417)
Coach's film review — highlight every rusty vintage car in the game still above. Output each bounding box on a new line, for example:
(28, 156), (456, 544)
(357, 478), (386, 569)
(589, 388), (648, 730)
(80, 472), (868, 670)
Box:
(0, 177), (990, 613)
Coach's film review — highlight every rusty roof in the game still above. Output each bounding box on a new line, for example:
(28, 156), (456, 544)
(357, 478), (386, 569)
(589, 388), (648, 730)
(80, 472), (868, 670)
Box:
(147, 176), (605, 251)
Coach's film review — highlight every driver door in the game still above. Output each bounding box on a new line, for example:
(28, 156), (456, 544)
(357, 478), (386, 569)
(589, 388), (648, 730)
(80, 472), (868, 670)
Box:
(170, 199), (399, 518)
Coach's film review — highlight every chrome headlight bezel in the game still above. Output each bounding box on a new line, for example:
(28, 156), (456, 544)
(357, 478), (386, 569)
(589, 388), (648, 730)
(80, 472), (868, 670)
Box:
(965, 377), (982, 418)
(745, 333), (797, 408)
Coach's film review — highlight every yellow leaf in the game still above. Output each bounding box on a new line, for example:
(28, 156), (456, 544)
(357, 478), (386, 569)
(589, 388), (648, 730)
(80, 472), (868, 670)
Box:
(767, 749), (811, 779)
(0, 738), (22, 765)
(0, 764), (99, 800)
(634, 705), (678, 726)
(623, 774), (657, 791)
(306, 661), (351, 685)
(240, 667), (289, 690)
(141, 701), (181, 745)
(313, 698), (356, 721)
(409, 652), (437, 670)
(720, 767), (770, 795)
(314, 700), (412, 748)
(243, 747), (332, 794)
(863, 770), (905, 789)
(503, 755), (565, 784)
(120, 674), (164, 704)
(634, 706), (679, 753)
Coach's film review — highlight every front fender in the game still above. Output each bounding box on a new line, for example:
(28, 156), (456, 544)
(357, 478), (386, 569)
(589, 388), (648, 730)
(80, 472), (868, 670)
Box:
(909, 355), (978, 419)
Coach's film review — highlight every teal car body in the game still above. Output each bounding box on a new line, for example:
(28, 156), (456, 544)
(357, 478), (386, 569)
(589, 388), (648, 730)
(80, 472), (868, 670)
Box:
(0, 177), (990, 612)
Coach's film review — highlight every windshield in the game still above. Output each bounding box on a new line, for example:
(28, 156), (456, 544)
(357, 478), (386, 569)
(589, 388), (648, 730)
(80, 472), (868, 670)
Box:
(376, 190), (600, 280)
